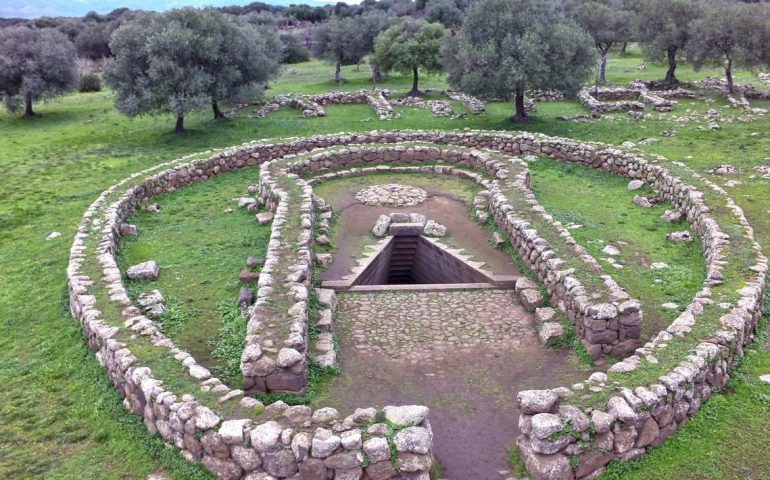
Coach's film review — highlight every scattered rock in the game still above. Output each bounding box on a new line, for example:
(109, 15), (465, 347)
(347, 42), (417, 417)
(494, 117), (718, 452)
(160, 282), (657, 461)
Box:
(138, 289), (165, 318)
(759, 374), (770, 384)
(633, 195), (654, 208)
(492, 231), (505, 246)
(372, 215), (391, 237)
(602, 245), (620, 256)
(539, 322), (565, 346)
(239, 270), (260, 284)
(256, 212), (274, 225)
(666, 231), (692, 243)
(707, 164), (740, 176)
(535, 307), (556, 324)
(246, 256), (264, 267)
(662, 210), (682, 222)
(46, 231), (61, 240)
(423, 220), (447, 237)
(627, 180), (644, 190)
(315, 253), (333, 266)
(237, 287), (254, 307)
(650, 262), (669, 269)
(127, 261), (159, 281)
(383, 405), (429, 426)
(519, 289), (543, 312)
(120, 224), (138, 236)
(144, 203), (161, 213)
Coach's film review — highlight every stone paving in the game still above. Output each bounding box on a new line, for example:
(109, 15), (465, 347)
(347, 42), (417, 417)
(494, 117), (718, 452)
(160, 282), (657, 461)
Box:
(337, 289), (537, 363)
(355, 183), (428, 207)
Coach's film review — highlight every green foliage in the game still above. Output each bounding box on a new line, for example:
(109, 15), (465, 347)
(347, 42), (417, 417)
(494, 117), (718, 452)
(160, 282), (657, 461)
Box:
(687, 2), (770, 92)
(211, 302), (247, 386)
(0, 27), (78, 115)
(425, 0), (463, 28)
(573, 1), (634, 82)
(104, 8), (281, 131)
(78, 71), (103, 93)
(442, 0), (595, 120)
(3, 55), (770, 480)
(279, 32), (310, 64)
(372, 20), (448, 92)
(634, 0), (695, 82)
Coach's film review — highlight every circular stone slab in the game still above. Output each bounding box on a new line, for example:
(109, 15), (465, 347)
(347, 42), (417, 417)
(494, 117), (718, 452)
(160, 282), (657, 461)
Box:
(355, 184), (428, 207)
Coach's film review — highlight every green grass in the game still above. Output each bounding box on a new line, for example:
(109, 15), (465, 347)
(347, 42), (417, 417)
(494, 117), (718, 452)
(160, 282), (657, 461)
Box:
(116, 165), (270, 372)
(529, 157), (706, 339)
(1, 53), (770, 479)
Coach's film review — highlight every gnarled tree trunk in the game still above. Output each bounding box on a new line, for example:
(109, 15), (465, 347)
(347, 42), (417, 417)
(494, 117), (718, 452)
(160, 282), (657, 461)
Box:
(372, 66), (382, 83)
(725, 56), (734, 94)
(212, 101), (225, 119)
(24, 93), (34, 117)
(664, 46), (679, 85)
(174, 115), (185, 134)
(408, 66), (419, 96)
(512, 83), (527, 123)
(335, 61), (342, 84)
(598, 44), (610, 85)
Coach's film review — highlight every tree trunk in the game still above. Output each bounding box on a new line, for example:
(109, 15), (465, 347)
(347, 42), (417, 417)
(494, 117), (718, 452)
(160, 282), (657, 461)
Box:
(512, 86), (527, 123)
(372, 65), (382, 83)
(664, 46), (678, 85)
(725, 56), (734, 94)
(174, 115), (185, 134)
(335, 61), (341, 84)
(24, 93), (34, 117)
(620, 42), (627, 55)
(598, 47), (609, 85)
(212, 101), (225, 119)
(408, 66), (419, 96)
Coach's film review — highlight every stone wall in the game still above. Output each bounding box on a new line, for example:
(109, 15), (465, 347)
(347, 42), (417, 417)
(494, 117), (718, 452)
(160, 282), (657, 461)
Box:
(68, 129), (766, 480)
(276, 142), (639, 358)
(67, 142), (437, 480)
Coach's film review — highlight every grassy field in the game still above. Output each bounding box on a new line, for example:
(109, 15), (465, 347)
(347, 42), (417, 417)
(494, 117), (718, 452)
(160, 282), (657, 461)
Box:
(1, 49), (770, 479)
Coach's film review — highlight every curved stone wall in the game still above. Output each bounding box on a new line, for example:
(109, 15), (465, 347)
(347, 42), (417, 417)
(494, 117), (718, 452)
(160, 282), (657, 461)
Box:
(67, 129), (766, 480)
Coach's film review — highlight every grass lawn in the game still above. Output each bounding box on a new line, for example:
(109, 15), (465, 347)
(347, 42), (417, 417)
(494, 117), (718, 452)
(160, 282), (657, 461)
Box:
(1, 51), (770, 479)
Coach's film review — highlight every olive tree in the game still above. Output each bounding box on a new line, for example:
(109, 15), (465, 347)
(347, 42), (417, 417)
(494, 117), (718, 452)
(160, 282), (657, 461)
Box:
(573, 2), (633, 84)
(687, 1), (770, 94)
(105, 8), (280, 133)
(311, 17), (365, 84)
(372, 20), (448, 95)
(425, 0), (464, 29)
(634, 0), (695, 85)
(0, 27), (78, 116)
(443, 0), (595, 122)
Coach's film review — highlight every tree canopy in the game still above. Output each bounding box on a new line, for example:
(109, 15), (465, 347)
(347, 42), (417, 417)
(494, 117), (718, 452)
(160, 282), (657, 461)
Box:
(0, 27), (78, 116)
(311, 17), (366, 83)
(573, 1), (633, 84)
(687, 1), (770, 93)
(104, 8), (281, 133)
(372, 20), (448, 95)
(443, 0), (595, 121)
(634, 0), (696, 84)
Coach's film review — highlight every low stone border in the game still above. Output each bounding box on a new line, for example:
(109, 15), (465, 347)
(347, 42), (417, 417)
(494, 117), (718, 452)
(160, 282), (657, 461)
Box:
(68, 129), (766, 480)
(270, 143), (640, 360)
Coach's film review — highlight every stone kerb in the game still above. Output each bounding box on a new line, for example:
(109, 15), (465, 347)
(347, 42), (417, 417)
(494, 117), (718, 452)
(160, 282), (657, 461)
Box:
(275, 142), (638, 358)
(68, 145), (436, 480)
(68, 129), (766, 480)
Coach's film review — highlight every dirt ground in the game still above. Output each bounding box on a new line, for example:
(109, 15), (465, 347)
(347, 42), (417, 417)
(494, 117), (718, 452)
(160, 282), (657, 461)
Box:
(318, 180), (519, 281)
(308, 176), (595, 478)
(313, 292), (592, 480)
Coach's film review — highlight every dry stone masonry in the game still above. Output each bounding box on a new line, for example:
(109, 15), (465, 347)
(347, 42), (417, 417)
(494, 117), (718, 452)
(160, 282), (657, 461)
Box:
(68, 129), (766, 480)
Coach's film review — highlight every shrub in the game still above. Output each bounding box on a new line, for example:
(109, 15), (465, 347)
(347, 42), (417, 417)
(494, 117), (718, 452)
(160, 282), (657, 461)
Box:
(79, 71), (102, 92)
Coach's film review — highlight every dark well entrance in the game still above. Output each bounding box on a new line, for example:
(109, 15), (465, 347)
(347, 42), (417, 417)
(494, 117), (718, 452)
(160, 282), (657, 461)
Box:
(356, 235), (493, 285)
(321, 231), (518, 291)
